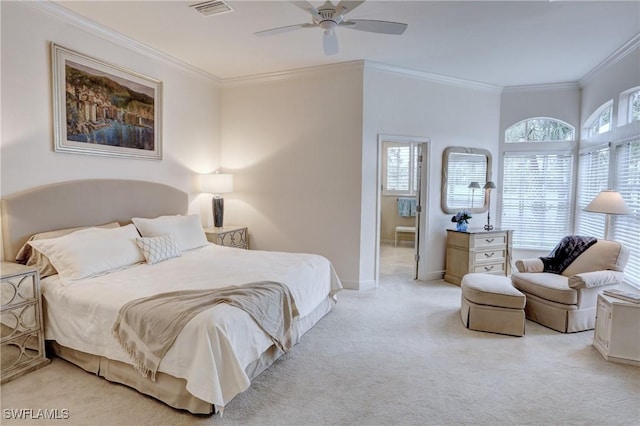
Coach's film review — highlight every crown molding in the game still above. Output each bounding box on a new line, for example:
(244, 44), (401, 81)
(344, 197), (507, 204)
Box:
(363, 61), (502, 92)
(219, 61), (366, 88)
(27, 0), (220, 83)
(579, 33), (640, 87)
(502, 81), (580, 93)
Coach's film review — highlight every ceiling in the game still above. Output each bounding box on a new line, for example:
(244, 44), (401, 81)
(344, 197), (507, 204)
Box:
(55, 0), (640, 87)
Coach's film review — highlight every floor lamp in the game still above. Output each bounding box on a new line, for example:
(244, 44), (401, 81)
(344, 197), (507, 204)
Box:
(200, 172), (234, 228)
(584, 190), (630, 240)
(483, 181), (496, 231)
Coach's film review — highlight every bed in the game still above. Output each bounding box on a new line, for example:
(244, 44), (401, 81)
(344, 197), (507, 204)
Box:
(1, 179), (342, 414)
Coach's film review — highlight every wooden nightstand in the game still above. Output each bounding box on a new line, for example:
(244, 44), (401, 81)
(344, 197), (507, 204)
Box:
(204, 226), (249, 249)
(593, 292), (640, 366)
(444, 228), (513, 285)
(1, 262), (49, 383)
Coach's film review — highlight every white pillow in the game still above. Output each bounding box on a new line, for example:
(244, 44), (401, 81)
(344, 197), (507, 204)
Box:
(132, 214), (208, 251)
(28, 224), (144, 284)
(136, 234), (182, 265)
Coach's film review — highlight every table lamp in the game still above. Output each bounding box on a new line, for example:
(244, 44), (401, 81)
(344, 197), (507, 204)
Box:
(200, 172), (234, 228)
(483, 181), (496, 230)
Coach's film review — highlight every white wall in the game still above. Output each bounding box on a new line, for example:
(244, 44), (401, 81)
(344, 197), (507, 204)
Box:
(0, 2), (220, 203)
(220, 63), (364, 288)
(362, 66), (502, 282)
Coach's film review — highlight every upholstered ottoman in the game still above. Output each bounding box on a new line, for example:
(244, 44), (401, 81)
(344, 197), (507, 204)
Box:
(460, 273), (526, 337)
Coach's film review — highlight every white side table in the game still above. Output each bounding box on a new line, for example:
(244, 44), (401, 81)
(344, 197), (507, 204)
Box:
(593, 292), (640, 366)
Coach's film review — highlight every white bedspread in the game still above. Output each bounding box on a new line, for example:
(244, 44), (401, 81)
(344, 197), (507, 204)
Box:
(41, 244), (342, 409)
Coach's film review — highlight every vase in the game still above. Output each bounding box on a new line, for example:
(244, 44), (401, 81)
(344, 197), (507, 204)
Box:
(456, 221), (468, 232)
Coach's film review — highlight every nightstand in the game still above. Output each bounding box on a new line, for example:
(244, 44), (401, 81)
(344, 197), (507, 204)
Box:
(593, 292), (640, 366)
(1, 262), (49, 383)
(204, 226), (249, 249)
(444, 228), (513, 285)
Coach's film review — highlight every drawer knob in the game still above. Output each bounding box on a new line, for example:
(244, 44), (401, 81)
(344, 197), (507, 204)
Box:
(484, 265), (494, 271)
(484, 252), (495, 258)
(485, 238), (495, 243)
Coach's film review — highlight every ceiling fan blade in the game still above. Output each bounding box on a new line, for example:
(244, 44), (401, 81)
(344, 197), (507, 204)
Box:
(335, 1), (365, 16)
(341, 19), (407, 35)
(290, 1), (322, 21)
(323, 30), (339, 56)
(255, 23), (315, 37)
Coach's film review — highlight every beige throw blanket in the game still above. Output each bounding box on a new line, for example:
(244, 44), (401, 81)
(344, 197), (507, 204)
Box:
(112, 281), (299, 381)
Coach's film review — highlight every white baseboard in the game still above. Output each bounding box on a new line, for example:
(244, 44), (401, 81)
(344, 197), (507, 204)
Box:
(420, 270), (445, 282)
(340, 279), (376, 290)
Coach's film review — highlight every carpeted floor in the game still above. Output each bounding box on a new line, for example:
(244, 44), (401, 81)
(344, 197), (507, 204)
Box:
(1, 245), (639, 425)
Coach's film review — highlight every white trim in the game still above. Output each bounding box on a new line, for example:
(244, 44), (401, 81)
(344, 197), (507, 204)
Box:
(220, 61), (366, 87)
(580, 33), (640, 87)
(340, 279), (375, 291)
(364, 61), (502, 92)
(503, 82), (580, 93)
(28, 0), (220, 83)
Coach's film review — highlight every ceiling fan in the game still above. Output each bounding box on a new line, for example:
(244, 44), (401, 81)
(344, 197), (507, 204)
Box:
(255, 1), (408, 56)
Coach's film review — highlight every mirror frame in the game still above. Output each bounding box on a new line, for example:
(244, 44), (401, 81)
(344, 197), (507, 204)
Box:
(441, 146), (492, 214)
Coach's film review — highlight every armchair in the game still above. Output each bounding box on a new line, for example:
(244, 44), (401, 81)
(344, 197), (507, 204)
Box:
(511, 238), (629, 333)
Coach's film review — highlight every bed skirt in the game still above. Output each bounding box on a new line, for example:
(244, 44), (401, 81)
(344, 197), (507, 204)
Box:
(48, 295), (334, 415)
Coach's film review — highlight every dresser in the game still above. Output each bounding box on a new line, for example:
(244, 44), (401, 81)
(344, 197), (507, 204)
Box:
(444, 228), (513, 285)
(204, 225), (249, 249)
(1, 262), (49, 383)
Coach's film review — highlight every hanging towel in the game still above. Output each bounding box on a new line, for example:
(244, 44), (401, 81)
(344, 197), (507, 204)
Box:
(397, 197), (417, 217)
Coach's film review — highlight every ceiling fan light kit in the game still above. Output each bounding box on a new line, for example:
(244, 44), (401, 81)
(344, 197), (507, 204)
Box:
(255, 0), (408, 56)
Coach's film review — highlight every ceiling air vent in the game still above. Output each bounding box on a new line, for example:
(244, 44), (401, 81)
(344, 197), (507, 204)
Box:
(190, 1), (234, 17)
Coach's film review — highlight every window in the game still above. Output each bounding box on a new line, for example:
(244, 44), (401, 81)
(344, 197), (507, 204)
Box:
(502, 153), (574, 249)
(612, 140), (640, 286)
(629, 89), (640, 123)
(586, 102), (613, 137)
(382, 142), (418, 196)
(575, 147), (609, 237)
(502, 118), (576, 250)
(505, 117), (574, 143)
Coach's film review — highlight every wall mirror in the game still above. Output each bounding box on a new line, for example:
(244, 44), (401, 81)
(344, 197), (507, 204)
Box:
(441, 147), (492, 214)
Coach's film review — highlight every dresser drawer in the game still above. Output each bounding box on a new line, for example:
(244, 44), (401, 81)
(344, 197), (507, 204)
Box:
(473, 262), (506, 274)
(1, 274), (37, 307)
(474, 234), (507, 248)
(1, 302), (40, 340)
(474, 248), (506, 263)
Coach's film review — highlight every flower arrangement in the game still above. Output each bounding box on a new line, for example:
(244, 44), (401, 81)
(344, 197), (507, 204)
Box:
(451, 210), (472, 224)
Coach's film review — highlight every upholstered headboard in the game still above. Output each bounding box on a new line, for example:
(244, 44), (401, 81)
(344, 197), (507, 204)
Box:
(1, 179), (189, 261)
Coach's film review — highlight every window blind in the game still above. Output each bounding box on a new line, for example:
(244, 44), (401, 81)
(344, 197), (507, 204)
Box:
(576, 147), (609, 238)
(385, 144), (411, 193)
(502, 153), (573, 250)
(613, 141), (640, 287)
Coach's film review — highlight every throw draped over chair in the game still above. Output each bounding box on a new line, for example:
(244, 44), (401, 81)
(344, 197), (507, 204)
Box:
(511, 238), (629, 333)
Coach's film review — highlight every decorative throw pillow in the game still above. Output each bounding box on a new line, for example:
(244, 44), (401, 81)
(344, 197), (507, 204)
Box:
(136, 234), (182, 265)
(28, 224), (144, 284)
(132, 214), (208, 252)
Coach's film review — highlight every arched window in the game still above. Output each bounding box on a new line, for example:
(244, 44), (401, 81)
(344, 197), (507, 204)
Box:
(505, 117), (575, 143)
(585, 101), (613, 137)
(502, 117), (576, 249)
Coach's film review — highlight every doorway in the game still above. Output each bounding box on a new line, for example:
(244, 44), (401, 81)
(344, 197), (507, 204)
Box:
(376, 135), (429, 282)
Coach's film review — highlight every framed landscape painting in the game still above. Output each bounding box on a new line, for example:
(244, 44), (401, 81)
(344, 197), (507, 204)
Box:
(51, 43), (162, 160)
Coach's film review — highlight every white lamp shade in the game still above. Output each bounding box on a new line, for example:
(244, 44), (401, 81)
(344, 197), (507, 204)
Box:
(200, 173), (233, 194)
(584, 190), (631, 215)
